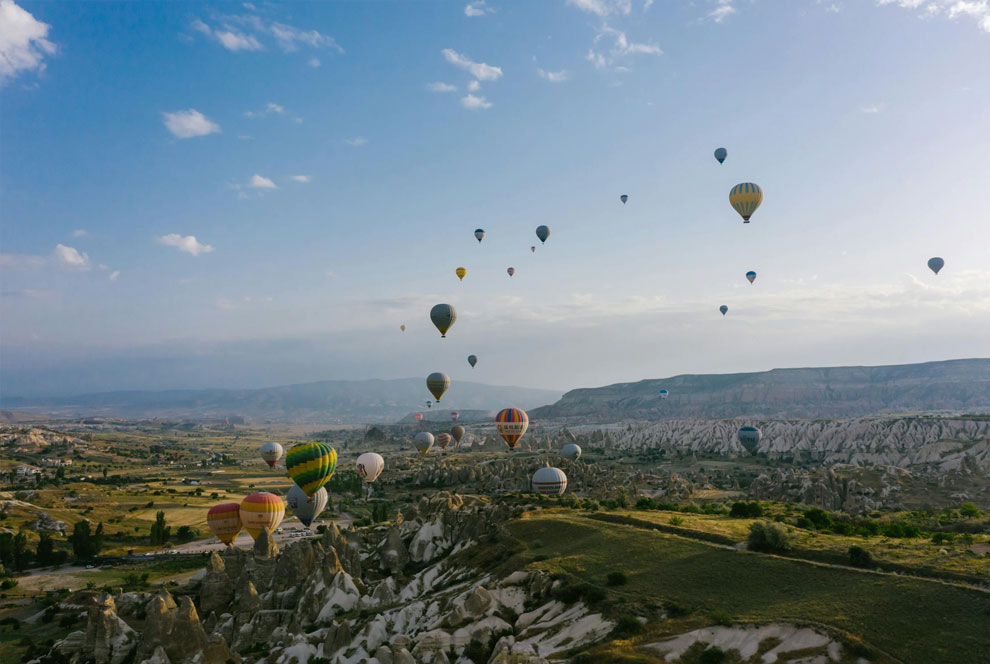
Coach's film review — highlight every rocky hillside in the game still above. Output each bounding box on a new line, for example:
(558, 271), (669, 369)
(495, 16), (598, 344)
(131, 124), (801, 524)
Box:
(532, 358), (990, 421)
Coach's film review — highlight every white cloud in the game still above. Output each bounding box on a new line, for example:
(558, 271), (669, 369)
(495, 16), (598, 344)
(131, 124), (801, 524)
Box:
(192, 15), (344, 54)
(643, 0), (654, 10)
(465, 1), (494, 17)
(876, 0), (990, 33)
(587, 25), (662, 70)
(344, 136), (367, 147)
(162, 109), (220, 139)
(217, 30), (263, 51)
(270, 22), (344, 52)
(215, 297), (236, 310)
(427, 81), (457, 92)
(861, 104), (882, 113)
(537, 68), (570, 82)
(291, 174), (311, 183)
(109, 270), (120, 281)
(0, 0), (57, 85)
(460, 93), (493, 110)
(72, 229), (89, 238)
(249, 174), (277, 189)
(467, 79), (481, 91)
(566, 0), (632, 16)
(442, 48), (503, 81)
(307, 56), (321, 67)
(707, 0), (736, 23)
(0, 253), (46, 269)
(157, 234), (215, 256)
(53, 244), (90, 270)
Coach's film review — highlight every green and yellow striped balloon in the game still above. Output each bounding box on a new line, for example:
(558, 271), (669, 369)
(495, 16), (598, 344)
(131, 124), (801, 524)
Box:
(285, 442), (337, 497)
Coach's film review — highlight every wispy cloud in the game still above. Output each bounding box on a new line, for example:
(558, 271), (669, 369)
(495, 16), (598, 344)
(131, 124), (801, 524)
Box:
(244, 101), (284, 118)
(427, 81), (457, 92)
(442, 48), (503, 81)
(537, 68), (570, 82)
(467, 79), (481, 91)
(290, 174), (311, 183)
(706, 0), (736, 23)
(109, 270), (120, 281)
(72, 229), (89, 238)
(465, 1), (495, 17)
(191, 14), (344, 53)
(566, 0), (632, 16)
(307, 57), (320, 68)
(249, 174), (277, 189)
(0, 253), (47, 270)
(162, 109), (220, 139)
(343, 136), (367, 147)
(586, 25), (662, 70)
(53, 244), (90, 270)
(157, 234), (215, 256)
(460, 93), (493, 110)
(860, 104), (882, 113)
(876, 0), (990, 33)
(0, 0), (57, 86)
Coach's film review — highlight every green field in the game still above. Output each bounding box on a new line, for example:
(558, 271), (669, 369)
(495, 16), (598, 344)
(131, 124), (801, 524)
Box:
(505, 511), (990, 664)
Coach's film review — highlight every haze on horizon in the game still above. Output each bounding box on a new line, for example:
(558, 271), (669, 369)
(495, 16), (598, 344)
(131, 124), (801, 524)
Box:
(2, 0), (989, 398)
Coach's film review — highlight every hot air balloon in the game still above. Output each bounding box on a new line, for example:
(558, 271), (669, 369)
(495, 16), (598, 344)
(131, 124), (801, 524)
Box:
(207, 503), (242, 546)
(436, 433), (452, 450)
(426, 400), (432, 409)
(450, 411), (459, 422)
(659, 389), (669, 400)
(562, 443), (581, 461)
(285, 442), (337, 498)
(451, 425), (465, 445)
(714, 147), (727, 164)
(415, 412), (424, 422)
(356, 452), (385, 483)
(468, 354), (477, 368)
(239, 492), (285, 539)
(414, 431), (434, 455)
(738, 426), (762, 454)
(531, 246), (536, 253)
(430, 304), (457, 338)
(495, 408), (529, 449)
(620, 194), (628, 204)
(719, 305), (728, 316)
(507, 267), (515, 277)
(400, 325), (406, 332)
(536, 225), (550, 244)
(427, 372), (450, 402)
(746, 271), (757, 284)
(260, 442), (283, 469)
(928, 257), (944, 275)
(286, 485), (328, 528)
(532, 466), (568, 496)
(729, 183), (763, 223)
(474, 229), (485, 243)
(456, 267), (467, 281)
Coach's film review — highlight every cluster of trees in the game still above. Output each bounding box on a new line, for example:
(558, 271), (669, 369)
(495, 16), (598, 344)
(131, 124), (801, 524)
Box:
(149, 511), (170, 546)
(70, 521), (104, 560)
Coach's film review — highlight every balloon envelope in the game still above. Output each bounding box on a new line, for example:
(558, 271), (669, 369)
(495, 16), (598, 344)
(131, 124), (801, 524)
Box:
(207, 503), (242, 545)
(356, 452), (385, 483)
(285, 442), (337, 497)
(430, 304), (457, 338)
(239, 492), (285, 539)
(719, 305), (728, 316)
(532, 467), (568, 496)
(451, 425), (465, 444)
(450, 411), (459, 421)
(531, 246), (536, 253)
(620, 194), (628, 204)
(659, 389), (669, 400)
(286, 485), (328, 528)
(729, 183), (763, 222)
(436, 433), (452, 450)
(714, 147), (727, 164)
(738, 426), (762, 454)
(415, 412), (424, 421)
(928, 257), (944, 275)
(495, 408), (529, 449)
(400, 325), (406, 332)
(456, 267), (467, 281)
(426, 372), (450, 402)
(475, 229), (485, 242)
(260, 442), (283, 468)
(746, 271), (757, 284)
(536, 225), (550, 244)
(415, 432), (434, 455)
(562, 443), (581, 461)
(468, 354), (477, 368)
(507, 267), (515, 277)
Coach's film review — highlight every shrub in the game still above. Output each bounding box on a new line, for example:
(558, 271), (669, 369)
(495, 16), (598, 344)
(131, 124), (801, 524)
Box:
(729, 501), (762, 518)
(959, 502), (980, 518)
(665, 600), (691, 618)
(794, 517), (814, 530)
(580, 584), (606, 603)
(747, 521), (791, 553)
(611, 614), (643, 638)
(848, 546), (873, 568)
(699, 646), (726, 664)
(669, 516), (684, 527)
(0, 579), (18, 590)
(551, 584), (583, 604)
(605, 571), (627, 586)
(931, 532), (955, 545)
(803, 508), (832, 530)
(635, 497), (658, 510)
(708, 609), (732, 626)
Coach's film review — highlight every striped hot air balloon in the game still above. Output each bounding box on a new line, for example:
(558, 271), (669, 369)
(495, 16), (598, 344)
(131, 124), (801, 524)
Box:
(207, 502), (242, 546)
(495, 408), (529, 449)
(285, 442), (337, 498)
(729, 183), (763, 223)
(532, 466), (568, 496)
(239, 492), (285, 539)
(436, 433), (452, 450)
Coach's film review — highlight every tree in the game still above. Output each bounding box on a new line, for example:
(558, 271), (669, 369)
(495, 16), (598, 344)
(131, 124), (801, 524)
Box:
(959, 502), (980, 518)
(35, 533), (55, 567)
(70, 520), (101, 560)
(803, 508), (832, 530)
(747, 521), (791, 553)
(848, 546), (873, 569)
(149, 511), (170, 546)
(730, 501), (763, 518)
(12, 531), (29, 571)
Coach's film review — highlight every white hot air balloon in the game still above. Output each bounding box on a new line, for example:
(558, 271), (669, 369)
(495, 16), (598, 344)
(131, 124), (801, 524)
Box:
(286, 485), (328, 528)
(260, 442), (284, 469)
(414, 432), (435, 455)
(561, 443), (582, 461)
(356, 452), (385, 483)
(532, 466), (568, 496)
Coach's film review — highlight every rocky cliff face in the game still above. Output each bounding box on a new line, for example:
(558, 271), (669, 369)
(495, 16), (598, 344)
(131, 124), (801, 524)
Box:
(533, 359), (990, 421)
(46, 492), (614, 664)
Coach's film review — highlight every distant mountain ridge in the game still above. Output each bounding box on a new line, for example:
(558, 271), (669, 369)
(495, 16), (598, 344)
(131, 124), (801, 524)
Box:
(0, 378), (562, 424)
(531, 359), (990, 422)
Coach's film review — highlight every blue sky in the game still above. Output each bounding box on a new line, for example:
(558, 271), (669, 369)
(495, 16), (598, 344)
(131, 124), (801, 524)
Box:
(2, 0), (989, 397)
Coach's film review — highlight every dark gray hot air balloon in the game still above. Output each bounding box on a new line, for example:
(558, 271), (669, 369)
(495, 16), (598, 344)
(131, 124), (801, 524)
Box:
(474, 229), (485, 243)
(746, 271), (757, 284)
(430, 303), (457, 338)
(535, 225), (550, 244)
(468, 354), (477, 368)
(719, 305), (728, 316)
(714, 147), (727, 164)
(620, 194), (628, 204)
(738, 426), (762, 454)
(426, 372), (450, 402)
(927, 257), (944, 275)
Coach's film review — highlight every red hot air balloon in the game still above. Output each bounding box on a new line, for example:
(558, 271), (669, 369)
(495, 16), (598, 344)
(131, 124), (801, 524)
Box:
(415, 412), (424, 422)
(436, 433), (453, 450)
(495, 408), (529, 449)
(450, 411), (459, 422)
